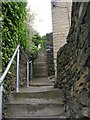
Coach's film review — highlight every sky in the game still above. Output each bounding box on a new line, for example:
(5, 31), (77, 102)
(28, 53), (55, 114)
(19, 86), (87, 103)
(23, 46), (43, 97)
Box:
(27, 0), (52, 36)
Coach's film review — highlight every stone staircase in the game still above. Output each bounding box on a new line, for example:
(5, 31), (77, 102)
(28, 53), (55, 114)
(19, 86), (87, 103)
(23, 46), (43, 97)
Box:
(5, 77), (67, 119)
(33, 50), (48, 77)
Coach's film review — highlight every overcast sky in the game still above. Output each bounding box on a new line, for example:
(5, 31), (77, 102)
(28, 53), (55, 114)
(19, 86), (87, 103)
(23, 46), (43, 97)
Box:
(27, 0), (52, 36)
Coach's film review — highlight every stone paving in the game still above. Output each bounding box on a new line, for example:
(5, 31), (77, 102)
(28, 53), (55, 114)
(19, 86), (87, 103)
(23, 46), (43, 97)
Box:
(6, 77), (67, 119)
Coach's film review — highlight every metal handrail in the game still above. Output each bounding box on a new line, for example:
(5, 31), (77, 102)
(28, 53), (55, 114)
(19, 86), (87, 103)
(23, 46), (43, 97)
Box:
(0, 45), (32, 120)
(0, 45), (20, 85)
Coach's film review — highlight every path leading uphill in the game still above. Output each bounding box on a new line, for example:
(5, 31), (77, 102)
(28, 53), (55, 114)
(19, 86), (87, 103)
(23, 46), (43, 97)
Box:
(6, 77), (67, 119)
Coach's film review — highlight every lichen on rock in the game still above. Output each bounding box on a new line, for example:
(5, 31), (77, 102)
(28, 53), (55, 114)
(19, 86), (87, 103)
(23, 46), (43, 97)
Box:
(56, 2), (89, 118)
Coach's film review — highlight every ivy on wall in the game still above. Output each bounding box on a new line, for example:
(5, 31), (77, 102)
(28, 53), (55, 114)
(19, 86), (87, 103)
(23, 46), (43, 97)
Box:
(1, 2), (40, 116)
(2, 2), (27, 68)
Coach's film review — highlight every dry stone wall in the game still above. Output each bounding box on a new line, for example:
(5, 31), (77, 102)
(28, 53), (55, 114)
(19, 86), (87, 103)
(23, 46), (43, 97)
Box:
(55, 2), (89, 118)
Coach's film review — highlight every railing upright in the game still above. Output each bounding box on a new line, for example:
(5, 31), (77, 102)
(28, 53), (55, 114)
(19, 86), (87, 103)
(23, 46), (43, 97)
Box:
(0, 85), (3, 120)
(0, 45), (33, 119)
(30, 61), (33, 80)
(27, 62), (29, 87)
(16, 49), (20, 92)
(26, 61), (33, 87)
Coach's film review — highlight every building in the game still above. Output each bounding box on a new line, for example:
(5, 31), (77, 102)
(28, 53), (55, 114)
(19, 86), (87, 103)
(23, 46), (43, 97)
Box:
(51, 0), (72, 79)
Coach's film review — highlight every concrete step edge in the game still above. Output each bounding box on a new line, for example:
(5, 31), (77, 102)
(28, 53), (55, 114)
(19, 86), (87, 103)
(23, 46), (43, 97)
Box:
(6, 102), (64, 106)
(11, 89), (60, 94)
(29, 84), (53, 86)
(5, 115), (67, 119)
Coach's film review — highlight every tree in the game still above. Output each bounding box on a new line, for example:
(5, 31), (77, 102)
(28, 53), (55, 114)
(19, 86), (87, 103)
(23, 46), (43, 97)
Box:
(32, 33), (46, 49)
(25, 8), (38, 61)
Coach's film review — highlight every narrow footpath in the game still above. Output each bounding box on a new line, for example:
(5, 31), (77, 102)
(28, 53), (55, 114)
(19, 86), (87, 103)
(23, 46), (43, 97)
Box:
(6, 49), (67, 119)
(6, 77), (67, 118)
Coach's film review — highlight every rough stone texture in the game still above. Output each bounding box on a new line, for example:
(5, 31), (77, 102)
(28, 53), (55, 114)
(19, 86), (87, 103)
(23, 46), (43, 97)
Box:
(56, 2), (89, 118)
(46, 33), (55, 76)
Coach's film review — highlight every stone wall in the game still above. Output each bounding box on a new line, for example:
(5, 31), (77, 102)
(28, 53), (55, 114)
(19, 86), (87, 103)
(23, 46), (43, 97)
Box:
(55, 2), (89, 118)
(46, 33), (55, 76)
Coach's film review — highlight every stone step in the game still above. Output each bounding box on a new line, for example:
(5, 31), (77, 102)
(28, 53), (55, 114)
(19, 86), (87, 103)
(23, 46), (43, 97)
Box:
(9, 90), (62, 101)
(6, 116), (67, 119)
(33, 65), (47, 69)
(34, 61), (47, 63)
(33, 71), (48, 77)
(6, 103), (65, 118)
(33, 73), (48, 77)
(34, 60), (47, 64)
(5, 77), (66, 119)
(33, 63), (47, 67)
(33, 50), (48, 78)
(33, 63), (48, 77)
(30, 77), (55, 83)
(33, 71), (47, 75)
(33, 66), (47, 70)
(8, 97), (63, 104)
(34, 58), (47, 62)
(6, 86), (64, 118)
(33, 69), (47, 77)
(33, 66), (47, 71)
(33, 68), (47, 72)
(20, 86), (56, 92)
(34, 56), (47, 61)
(30, 83), (53, 86)
(30, 78), (55, 86)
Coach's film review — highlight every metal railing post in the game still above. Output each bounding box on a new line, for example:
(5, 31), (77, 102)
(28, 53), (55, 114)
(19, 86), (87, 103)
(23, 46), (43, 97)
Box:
(0, 45), (31, 119)
(30, 61), (33, 80)
(0, 85), (3, 120)
(16, 49), (20, 92)
(27, 62), (29, 87)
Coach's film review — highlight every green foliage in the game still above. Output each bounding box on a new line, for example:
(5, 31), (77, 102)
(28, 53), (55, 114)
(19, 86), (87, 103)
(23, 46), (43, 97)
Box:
(2, 1), (41, 72)
(25, 8), (38, 61)
(2, 2), (27, 68)
(32, 33), (46, 49)
(26, 42), (38, 61)
(0, 3), (2, 76)
(32, 33), (41, 47)
(1, 2), (39, 116)
(41, 35), (46, 48)
(2, 3), (28, 114)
